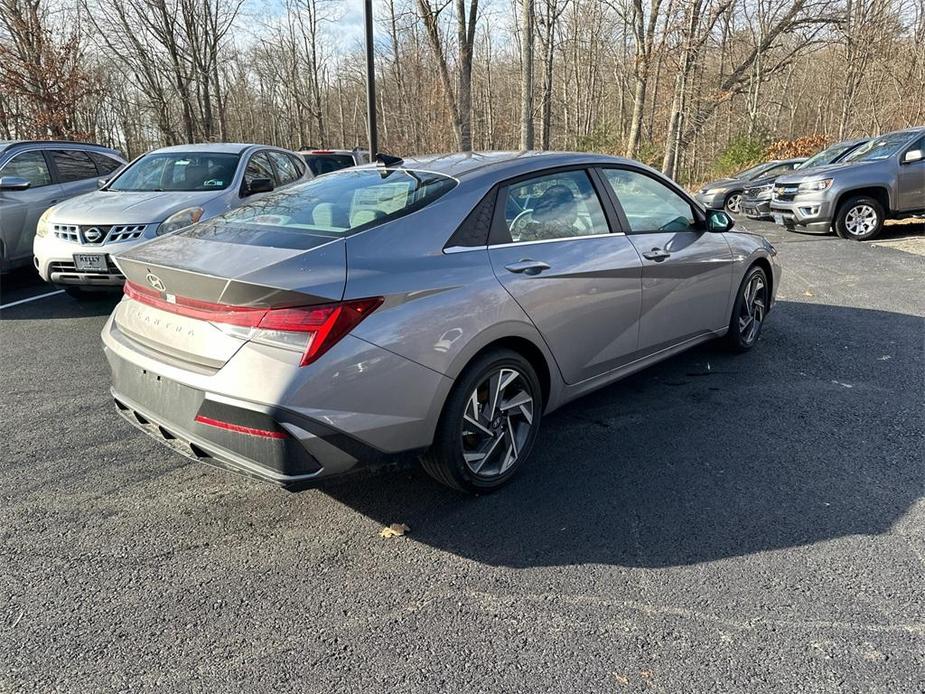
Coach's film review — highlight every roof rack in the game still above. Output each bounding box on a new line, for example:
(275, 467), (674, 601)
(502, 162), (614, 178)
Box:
(1, 139), (110, 152)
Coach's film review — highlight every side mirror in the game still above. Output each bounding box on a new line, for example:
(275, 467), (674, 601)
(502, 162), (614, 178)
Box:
(707, 209), (735, 232)
(96, 177), (110, 189)
(902, 149), (923, 164)
(0, 176), (31, 192)
(246, 177), (274, 195)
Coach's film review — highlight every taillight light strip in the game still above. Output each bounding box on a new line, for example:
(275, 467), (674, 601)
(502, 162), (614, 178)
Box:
(123, 281), (382, 366)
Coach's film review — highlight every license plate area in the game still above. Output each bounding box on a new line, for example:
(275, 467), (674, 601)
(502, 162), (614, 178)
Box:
(73, 253), (108, 272)
(772, 213), (784, 226)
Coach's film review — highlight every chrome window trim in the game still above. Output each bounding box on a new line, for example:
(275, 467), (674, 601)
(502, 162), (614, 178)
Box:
(444, 231), (627, 254)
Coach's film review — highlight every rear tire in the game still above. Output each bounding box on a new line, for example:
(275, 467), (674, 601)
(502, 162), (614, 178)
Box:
(420, 349), (542, 493)
(834, 195), (884, 241)
(725, 265), (769, 353)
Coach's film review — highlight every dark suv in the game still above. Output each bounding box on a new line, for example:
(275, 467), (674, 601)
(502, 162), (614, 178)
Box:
(0, 140), (125, 272)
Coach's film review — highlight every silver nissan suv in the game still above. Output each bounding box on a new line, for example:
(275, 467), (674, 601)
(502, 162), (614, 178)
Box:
(769, 127), (925, 240)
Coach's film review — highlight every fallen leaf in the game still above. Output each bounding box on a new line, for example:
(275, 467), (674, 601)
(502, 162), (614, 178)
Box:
(612, 673), (629, 685)
(380, 523), (409, 538)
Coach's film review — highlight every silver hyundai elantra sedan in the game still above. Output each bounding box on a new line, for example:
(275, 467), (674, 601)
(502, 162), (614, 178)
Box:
(103, 151), (780, 493)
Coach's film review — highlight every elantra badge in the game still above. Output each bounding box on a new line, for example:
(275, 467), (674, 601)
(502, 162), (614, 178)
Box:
(146, 273), (166, 292)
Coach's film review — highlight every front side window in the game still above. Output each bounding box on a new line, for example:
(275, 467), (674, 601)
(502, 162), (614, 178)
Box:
(502, 170), (609, 244)
(602, 169), (696, 233)
(108, 153), (240, 192)
(51, 150), (97, 182)
(843, 132), (917, 162)
(0, 151), (51, 187)
(243, 152), (277, 187)
(267, 151), (299, 185)
(186, 168), (457, 239)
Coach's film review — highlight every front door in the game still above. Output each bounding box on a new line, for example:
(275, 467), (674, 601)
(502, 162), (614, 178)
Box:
(487, 168), (643, 385)
(0, 150), (63, 265)
(598, 167), (734, 353)
(897, 135), (925, 212)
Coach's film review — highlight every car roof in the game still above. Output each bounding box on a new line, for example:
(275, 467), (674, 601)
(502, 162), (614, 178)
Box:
(149, 143), (272, 155)
(361, 150), (633, 180)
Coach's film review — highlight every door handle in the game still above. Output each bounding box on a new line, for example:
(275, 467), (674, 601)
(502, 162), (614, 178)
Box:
(504, 259), (551, 275)
(642, 248), (671, 261)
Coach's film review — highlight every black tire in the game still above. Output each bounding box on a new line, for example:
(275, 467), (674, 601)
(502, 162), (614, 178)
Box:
(725, 265), (769, 352)
(420, 348), (542, 493)
(724, 191), (743, 214)
(834, 195), (884, 241)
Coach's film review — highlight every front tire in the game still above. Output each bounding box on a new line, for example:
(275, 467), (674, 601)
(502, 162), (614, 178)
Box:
(421, 349), (542, 493)
(725, 265), (769, 352)
(724, 191), (743, 214)
(835, 195), (884, 240)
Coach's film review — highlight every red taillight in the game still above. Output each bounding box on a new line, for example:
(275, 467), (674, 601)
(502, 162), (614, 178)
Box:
(194, 415), (288, 439)
(123, 281), (382, 366)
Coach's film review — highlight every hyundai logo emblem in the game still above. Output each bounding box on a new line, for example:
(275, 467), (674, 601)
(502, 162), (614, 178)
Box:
(84, 227), (103, 243)
(146, 273), (166, 292)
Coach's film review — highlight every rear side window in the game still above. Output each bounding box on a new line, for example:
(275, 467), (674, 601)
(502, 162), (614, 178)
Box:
(88, 152), (123, 175)
(267, 151), (300, 185)
(51, 150), (98, 182)
(304, 154), (354, 176)
(0, 151), (52, 187)
(193, 168), (457, 238)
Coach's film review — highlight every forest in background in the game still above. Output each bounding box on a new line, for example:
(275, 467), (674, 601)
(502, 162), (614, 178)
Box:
(1, 0), (923, 184)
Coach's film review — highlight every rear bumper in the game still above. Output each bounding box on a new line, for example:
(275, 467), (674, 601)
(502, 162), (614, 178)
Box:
(102, 307), (453, 486)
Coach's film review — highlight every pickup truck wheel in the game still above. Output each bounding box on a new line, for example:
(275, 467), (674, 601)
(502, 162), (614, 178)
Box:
(724, 192), (743, 214)
(835, 196), (884, 241)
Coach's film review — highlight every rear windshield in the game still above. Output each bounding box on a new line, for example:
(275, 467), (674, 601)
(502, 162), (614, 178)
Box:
(842, 132), (915, 163)
(194, 168), (457, 237)
(733, 163), (772, 180)
(109, 152), (240, 192)
(304, 154), (356, 176)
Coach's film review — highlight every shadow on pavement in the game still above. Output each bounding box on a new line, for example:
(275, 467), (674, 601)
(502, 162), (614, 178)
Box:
(322, 300), (923, 568)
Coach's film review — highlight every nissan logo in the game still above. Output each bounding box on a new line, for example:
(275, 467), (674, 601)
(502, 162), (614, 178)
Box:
(146, 273), (166, 292)
(84, 227), (103, 243)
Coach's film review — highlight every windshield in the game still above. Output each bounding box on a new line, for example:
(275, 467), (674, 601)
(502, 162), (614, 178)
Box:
(109, 153), (240, 192)
(189, 168), (457, 238)
(733, 163), (772, 180)
(798, 142), (858, 169)
(842, 133), (915, 163)
(304, 154), (355, 176)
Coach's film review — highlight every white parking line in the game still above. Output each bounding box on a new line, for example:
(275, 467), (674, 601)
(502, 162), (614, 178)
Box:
(0, 289), (65, 310)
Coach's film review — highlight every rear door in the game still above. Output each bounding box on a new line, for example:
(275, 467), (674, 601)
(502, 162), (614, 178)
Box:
(48, 149), (101, 199)
(897, 134), (925, 211)
(598, 167), (734, 353)
(487, 168), (643, 384)
(0, 150), (63, 263)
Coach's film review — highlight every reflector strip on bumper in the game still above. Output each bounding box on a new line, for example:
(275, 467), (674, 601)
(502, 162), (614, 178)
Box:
(194, 414), (288, 439)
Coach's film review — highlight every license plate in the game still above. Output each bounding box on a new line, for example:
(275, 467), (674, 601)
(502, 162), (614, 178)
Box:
(73, 253), (108, 272)
(772, 214), (784, 226)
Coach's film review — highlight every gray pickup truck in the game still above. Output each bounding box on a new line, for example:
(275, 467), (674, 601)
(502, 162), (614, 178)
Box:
(769, 127), (925, 240)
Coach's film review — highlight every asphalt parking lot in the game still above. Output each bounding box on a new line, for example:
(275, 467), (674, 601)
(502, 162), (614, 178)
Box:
(1, 219), (923, 693)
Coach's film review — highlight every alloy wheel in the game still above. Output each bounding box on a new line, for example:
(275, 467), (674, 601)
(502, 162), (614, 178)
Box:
(844, 204), (878, 237)
(460, 367), (534, 479)
(726, 194), (742, 214)
(738, 272), (767, 345)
